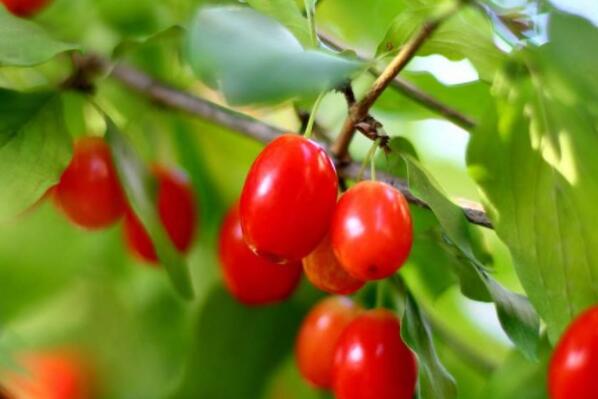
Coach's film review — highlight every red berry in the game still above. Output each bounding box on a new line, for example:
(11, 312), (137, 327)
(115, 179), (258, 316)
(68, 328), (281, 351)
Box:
(2, 350), (91, 399)
(303, 233), (364, 295)
(333, 309), (417, 399)
(295, 296), (361, 389)
(240, 134), (338, 263)
(55, 137), (126, 230)
(123, 166), (197, 263)
(331, 181), (412, 281)
(1, 0), (50, 16)
(218, 203), (302, 305)
(549, 306), (598, 399)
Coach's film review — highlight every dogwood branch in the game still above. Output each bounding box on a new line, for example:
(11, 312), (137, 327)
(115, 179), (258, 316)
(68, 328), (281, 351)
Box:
(330, 3), (462, 159)
(319, 33), (476, 131)
(72, 54), (491, 228)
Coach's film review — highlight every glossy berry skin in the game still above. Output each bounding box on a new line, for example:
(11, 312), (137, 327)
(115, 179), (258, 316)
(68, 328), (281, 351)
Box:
(2, 350), (91, 399)
(218, 204), (302, 305)
(1, 0), (50, 16)
(124, 166), (197, 263)
(295, 296), (361, 389)
(333, 309), (417, 399)
(303, 233), (364, 295)
(331, 181), (412, 281)
(549, 306), (598, 399)
(240, 134), (338, 263)
(55, 137), (126, 230)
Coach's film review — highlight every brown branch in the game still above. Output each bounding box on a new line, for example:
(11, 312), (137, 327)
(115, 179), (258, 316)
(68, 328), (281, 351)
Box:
(336, 83), (390, 154)
(330, 5), (462, 159)
(74, 54), (491, 228)
(320, 34), (476, 131)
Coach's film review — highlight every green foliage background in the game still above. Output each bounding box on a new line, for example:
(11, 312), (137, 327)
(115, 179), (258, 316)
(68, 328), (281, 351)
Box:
(1, 0), (597, 398)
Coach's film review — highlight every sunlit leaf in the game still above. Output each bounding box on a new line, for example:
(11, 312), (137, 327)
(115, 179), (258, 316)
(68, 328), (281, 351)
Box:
(377, 1), (505, 81)
(246, 0), (312, 47)
(468, 12), (598, 342)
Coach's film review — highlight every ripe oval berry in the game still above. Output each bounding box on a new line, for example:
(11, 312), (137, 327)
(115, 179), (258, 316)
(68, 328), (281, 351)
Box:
(240, 134), (338, 263)
(55, 137), (126, 230)
(1, 0), (50, 16)
(218, 204), (302, 305)
(333, 309), (417, 399)
(295, 296), (361, 389)
(124, 166), (197, 263)
(2, 350), (91, 399)
(549, 306), (598, 399)
(303, 233), (364, 295)
(331, 181), (412, 281)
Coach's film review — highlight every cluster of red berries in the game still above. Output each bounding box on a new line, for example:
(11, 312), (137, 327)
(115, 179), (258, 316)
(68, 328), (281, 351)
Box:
(217, 134), (416, 398)
(1, 0), (50, 17)
(296, 296), (417, 399)
(51, 137), (197, 265)
(218, 134), (413, 304)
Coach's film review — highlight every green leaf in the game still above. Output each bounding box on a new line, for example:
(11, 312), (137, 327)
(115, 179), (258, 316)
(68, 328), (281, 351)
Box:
(176, 286), (302, 398)
(468, 13), (598, 342)
(105, 118), (194, 299)
(246, 0), (312, 47)
(185, 6), (361, 105)
(0, 7), (78, 66)
(0, 89), (71, 222)
(399, 150), (540, 358)
(393, 277), (457, 399)
(377, 2), (505, 81)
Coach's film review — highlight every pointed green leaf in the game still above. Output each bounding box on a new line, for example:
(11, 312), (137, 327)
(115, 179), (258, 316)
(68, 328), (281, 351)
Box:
(393, 277), (457, 399)
(105, 119), (194, 299)
(0, 89), (71, 221)
(0, 7), (78, 66)
(400, 151), (540, 359)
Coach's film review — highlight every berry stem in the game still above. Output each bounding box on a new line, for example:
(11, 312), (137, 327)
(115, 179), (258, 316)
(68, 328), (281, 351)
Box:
(303, 91), (326, 139)
(304, 0), (318, 47)
(357, 138), (380, 181)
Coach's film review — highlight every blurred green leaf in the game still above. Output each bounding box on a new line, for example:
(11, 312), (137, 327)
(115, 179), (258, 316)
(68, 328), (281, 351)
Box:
(172, 117), (225, 233)
(0, 7), (78, 66)
(185, 6), (361, 105)
(481, 337), (551, 399)
(112, 25), (184, 59)
(263, 355), (332, 399)
(177, 286), (302, 398)
(247, 0), (312, 47)
(0, 89), (71, 222)
(468, 13), (598, 343)
(105, 118), (194, 299)
(394, 277), (458, 399)
(397, 150), (540, 358)
(377, 2), (505, 81)
(375, 70), (490, 125)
